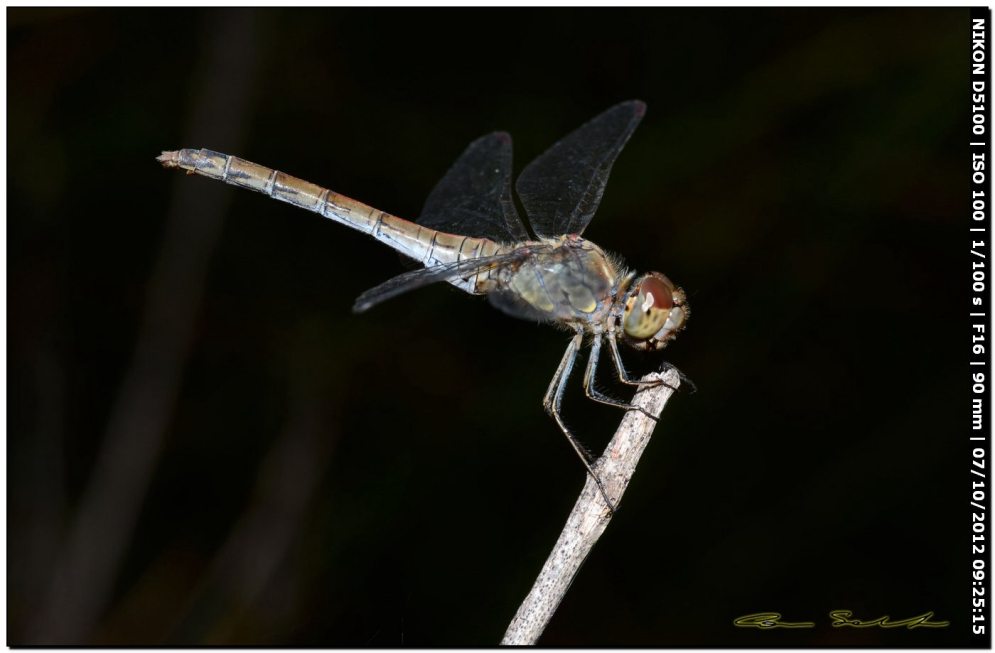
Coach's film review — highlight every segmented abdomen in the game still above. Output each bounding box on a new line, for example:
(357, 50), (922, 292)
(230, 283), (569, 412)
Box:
(157, 148), (505, 293)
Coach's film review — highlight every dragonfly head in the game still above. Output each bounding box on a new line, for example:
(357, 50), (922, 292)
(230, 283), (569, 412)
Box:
(620, 272), (688, 351)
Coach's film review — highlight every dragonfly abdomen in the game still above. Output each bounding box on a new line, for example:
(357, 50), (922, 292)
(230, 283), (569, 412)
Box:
(157, 148), (503, 293)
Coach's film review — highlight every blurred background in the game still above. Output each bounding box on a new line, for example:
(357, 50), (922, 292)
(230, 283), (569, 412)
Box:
(8, 7), (973, 646)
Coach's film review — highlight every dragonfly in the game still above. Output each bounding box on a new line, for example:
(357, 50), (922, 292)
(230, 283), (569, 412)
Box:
(158, 100), (688, 512)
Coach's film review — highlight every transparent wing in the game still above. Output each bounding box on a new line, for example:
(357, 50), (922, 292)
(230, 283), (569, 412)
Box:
(417, 132), (530, 242)
(516, 100), (645, 238)
(352, 250), (527, 313)
(487, 289), (555, 324)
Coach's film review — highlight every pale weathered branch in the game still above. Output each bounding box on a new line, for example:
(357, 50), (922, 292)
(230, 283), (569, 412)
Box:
(501, 367), (681, 645)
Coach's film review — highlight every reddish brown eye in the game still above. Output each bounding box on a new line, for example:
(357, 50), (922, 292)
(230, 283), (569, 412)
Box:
(638, 276), (673, 312)
(622, 272), (687, 349)
(624, 274), (672, 339)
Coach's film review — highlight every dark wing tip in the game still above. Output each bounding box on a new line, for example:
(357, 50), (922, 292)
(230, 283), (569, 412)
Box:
(474, 131), (511, 147)
(470, 131), (511, 145)
(618, 99), (646, 118)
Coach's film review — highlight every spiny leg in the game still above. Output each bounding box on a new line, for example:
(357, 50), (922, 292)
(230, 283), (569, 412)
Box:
(543, 331), (618, 513)
(606, 333), (688, 392)
(657, 359), (697, 393)
(583, 335), (659, 422)
(606, 333), (663, 387)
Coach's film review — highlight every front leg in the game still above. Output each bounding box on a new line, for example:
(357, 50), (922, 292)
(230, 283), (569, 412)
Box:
(583, 335), (658, 422)
(607, 333), (690, 392)
(606, 332), (663, 387)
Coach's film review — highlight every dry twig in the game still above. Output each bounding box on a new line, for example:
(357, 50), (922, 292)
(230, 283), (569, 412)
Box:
(501, 367), (680, 645)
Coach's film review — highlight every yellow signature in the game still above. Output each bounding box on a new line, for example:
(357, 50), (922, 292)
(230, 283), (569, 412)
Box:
(829, 610), (949, 629)
(734, 610), (949, 629)
(733, 613), (815, 629)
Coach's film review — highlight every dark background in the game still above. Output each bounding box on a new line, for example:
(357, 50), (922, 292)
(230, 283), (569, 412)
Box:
(8, 7), (974, 646)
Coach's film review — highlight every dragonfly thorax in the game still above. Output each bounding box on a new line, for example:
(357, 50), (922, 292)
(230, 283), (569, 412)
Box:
(619, 272), (688, 351)
(490, 236), (621, 328)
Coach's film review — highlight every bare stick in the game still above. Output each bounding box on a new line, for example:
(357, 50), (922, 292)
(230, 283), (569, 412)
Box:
(501, 367), (680, 645)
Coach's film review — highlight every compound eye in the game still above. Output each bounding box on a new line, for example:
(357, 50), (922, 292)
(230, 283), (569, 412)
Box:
(623, 275), (674, 339)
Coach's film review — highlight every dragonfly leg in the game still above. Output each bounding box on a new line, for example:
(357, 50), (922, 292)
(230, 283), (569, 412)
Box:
(584, 335), (659, 422)
(543, 331), (618, 514)
(657, 358), (698, 394)
(607, 334), (678, 391)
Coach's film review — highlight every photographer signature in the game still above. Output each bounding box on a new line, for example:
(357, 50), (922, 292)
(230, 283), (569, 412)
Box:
(734, 611), (949, 629)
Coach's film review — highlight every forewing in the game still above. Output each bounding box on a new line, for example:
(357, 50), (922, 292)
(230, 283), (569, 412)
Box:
(352, 251), (526, 313)
(418, 132), (530, 242)
(516, 100), (645, 237)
